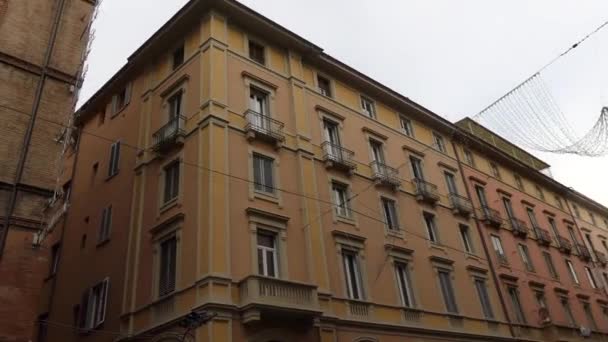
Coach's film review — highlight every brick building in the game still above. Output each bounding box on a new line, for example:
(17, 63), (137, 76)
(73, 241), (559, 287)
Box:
(0, 0), (95, 341)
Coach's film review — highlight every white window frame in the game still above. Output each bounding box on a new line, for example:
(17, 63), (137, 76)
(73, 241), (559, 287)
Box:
(108, 141), (121, 177)
(399, 115), (414, 137)
(257, 230), (279, 278)
(585, 266), (598, 289)
(317, 74), (332, 97)
(395, 262), (415, 308)
(98, 205), (112, 243)
(542, 251), (559, 279)
(360, 96), (376, 119)
(423, 212), (439, 244)
(474, 277), (494, 319)
(566, 259), (580, 284)
(459, 224), (474, 253)
(491, 235), (507, 262)
(82, 278), (109, 330)
(507, 286), (526, 324)
(432, 131), (446, 153)
(252, 153), (275, 195)
(381, 197), (399, 231)
(332, 182), (352, 219)
(518, 243), (535, 272)
(343, 249), (364, 300)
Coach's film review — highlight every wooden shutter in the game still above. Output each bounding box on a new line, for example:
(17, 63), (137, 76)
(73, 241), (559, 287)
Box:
(159, 237), (177, 296)
(78, 290), (89, 329)
(97, 278), (109, 326)
(113, 142), (120, 173)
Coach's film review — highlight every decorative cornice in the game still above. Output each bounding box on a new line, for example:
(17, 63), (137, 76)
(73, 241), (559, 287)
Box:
(402, 145), (425, 158)
(361, 126), (388, 140)
(245, 207), (290, 222)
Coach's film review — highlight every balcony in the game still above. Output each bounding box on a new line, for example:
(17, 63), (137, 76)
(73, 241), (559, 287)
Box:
(533, 227), (552, 246)
(595, 251), (607, 266)
(577, 244), (592, 261)
(449, 193), (473, 217)
(413, 178), (439, 205)
(322, 141), (356, 174)
(480, 206), (503, 228)
(244, 110), (285, 148)
(238, 275), (320, 323)
(557, 236), (572, 254)
(509, 218), (528, 238)
(152, 115), (186, 152)
(370, 161), (400, 189)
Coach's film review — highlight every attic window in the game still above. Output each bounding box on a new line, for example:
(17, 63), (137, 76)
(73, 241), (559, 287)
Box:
(249, 40), (265, 65)
(172, 45), (185, 70)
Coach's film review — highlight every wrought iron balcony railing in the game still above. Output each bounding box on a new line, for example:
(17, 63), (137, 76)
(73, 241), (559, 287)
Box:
(594, 250), (607, 266)
(322, 141), (356, 173)
(557, 235), (572, 254)
(244, 110), (285, 146)
(413, 178), (439, 204)
(480, 206), (503, 228)
(533, 226), (552, 246)
(577, 244), (592, 261)
(370, 161), (400, 188)
(509, 218), (529, 238)
(152, 115), (186, 152)
(449, 193), (473, 217)
(496, 253), (509, 265)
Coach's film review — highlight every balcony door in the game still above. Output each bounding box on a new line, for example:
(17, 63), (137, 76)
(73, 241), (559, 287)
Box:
(410, 156), (424, 181)
(475, 185), (489, 215)
(249, 87), (269, 129)
(444, 172), (458, 195)
(502, 198), (515, 220)
(370, 140), (385, 164)
(324, 120), (342, 158)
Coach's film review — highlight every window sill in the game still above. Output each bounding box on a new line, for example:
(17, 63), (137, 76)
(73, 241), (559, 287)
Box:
(336, 215), (356, 226)
(465, 253), (480, 261)
(429, 243), (445, 252)
(96, 239), (110, 248)
(105, 172), (119, 182)
(159, 198), (180, 214)
(110, 105), (127, 119)
(253, 190), (279, 204)
(386, 229), (404, 239)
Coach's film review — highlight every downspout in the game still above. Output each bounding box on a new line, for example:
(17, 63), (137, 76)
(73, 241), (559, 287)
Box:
(0, 0), (67, 258)
(451, 140), (515, 338)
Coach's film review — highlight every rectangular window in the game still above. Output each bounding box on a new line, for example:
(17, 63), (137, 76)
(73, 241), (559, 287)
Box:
(98, 206), (112, 243)
(543, 251), (559, 279)
(561, 297), (576, 326)
(491, 235), (507, 264)
(535, 291), (547, 310)
(438, 270), (458, 313)
(518, 244), (535, 272)
(81, 278), (109, 330)
(395, 263), (414, 308)
(463, 148), (475, 167)
(474, 278), (494, 319)
(163, 161), (180, 203)
(582, 302), (597, 330)
(111, 84), (131, 114)
(409, 156), (424, 180)
(603, 240), (608, 254)
(503, 197), (515, 220)
(555, 196), (564, 210)
(444, 172), (458, 195)
(566, 259), (580, 284)
(323, 119), (341, 146)
(168, 91), (183, 120)
(459, 225), (474, 253)
(159, 236), (177, 296)
(526, 207), (538, 228)
(108, 141), (121, 177)
(514, 174), (524, 191)
(257, 231), (278, 278)
(400, 116), (414, 137)
(343, 250), (363, 300)
(507, 286), (526, 324)
(490, 162), (501, 179)
(172, 44), (184, 70)
(573, 204), (581, 218)
(317, 74), (331, 97)
(567, 226), (579, 245)
(370, 140), (385, 163)
(249, 87), (269, 117)
(535, 185), (545, 200)
(253, 154), (274, 194)
(475, 185), (489, 212)
(585, 267), (598, 289)
(548, 217), (559, 240)
(589, 212), (596, 225)
(248, 40), (265, 65)
(50, 244), (60, 276)
(332, 182), (351, 218)
(432, 132), (446, 153)
(382, 197), (399, 231)
(361, 96), (376, 118)
(424, 212), (439, 244)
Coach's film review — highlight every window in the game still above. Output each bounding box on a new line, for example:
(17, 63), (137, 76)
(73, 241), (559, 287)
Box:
(111, 85), (131, 114)
(253, 154), (274, 194)
(507, 286), (526, 324)
(444, 172), (458, 195)
(381, 197), (399, 231)
(37, 313), (49, 342)
(163, 161), (180, 203)
(585, 233), (595, 253)
(409, 156), (424, 180)
(573, 204), (581, 218)
(589, 212), (596, 225)
(395, 263), (414, 308)
(526, 207), (538, 228)
(542, 251), (559, 279)
(560, 297), (576, 326)
(585, 266), (598, 289)
(475, 185), (490, 213)
(438, 270), (458, 313)
(361, 96), (376, 118)
(603, 240), (608, 254)
(79, 278), (109, 330)
(566, 259), (580, 284)
(535, 291), (547, 310)
(159, 236), (177, 296)
(463, 148), (475, 167)
(50, 244), (60, 276)
(332, 182), (351, 218)
(400, 116), (414, 137)
(98, 206), (112, 243)
(370, 140), (385, 163)
(474, 278), (494, 319)
(423, 212), (439, 244)
(108, 141), (121, 177)
(555, 196), (564, 210)
(249, 87), (269, 116)
(582, 302), (597, 330)
(257, 231), (278, 277)
(343, 250), (364, 300)
(168, 91), (183, 120)
(489, 162), (501, 179)
(548, 217), (559, 239)
(432, 132), (446, 153)
(317, 74), (331, 97)
(491, 235), (507, 264)
(567, 226), (579, 245)
(518, 244), (535, 272)
(323, 119), (341, 147)
(535, 185), (545, 200)
(459, 225), (474, 253)
(248, 40), (265, 64)
(503, 197), (515, 220)
(172, 44), (184, 70)
(514, 174), (524, 191)
(603, 272), (608, 289)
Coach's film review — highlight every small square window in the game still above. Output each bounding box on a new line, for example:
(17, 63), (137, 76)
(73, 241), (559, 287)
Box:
(400, 116), (414, 137)
(361, 96), (376, 118)
(317, 75), (331, 97)
(172, 45), (185, 70)
(249, 40), (265, 65)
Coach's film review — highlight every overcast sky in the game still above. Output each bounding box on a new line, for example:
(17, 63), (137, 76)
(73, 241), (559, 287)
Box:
(80, 0), (608, 207)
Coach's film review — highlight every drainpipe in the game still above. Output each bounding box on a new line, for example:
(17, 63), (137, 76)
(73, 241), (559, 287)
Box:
(0, 0), (67, 258)
(450, 140), (515, 338)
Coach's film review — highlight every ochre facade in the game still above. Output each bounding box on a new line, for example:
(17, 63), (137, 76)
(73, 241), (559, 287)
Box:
(40, 1), (608, 341)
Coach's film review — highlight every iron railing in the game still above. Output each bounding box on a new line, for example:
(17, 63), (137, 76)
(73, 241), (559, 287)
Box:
(577, 244), (592, 261)
(413, 178), (439, 204)
(481, 206), (503, 227)
(594, 250), (607, 265)
(557, 236), (572, 253)
(322, 141), (356, 171)
(509, 218), (529, 238)
(152, 115), (186, 151)
(370, 161), (400, 187)
(533, 226), (552, 246)
(449, 193), (473, 216)
(244, 110), (285, 142)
